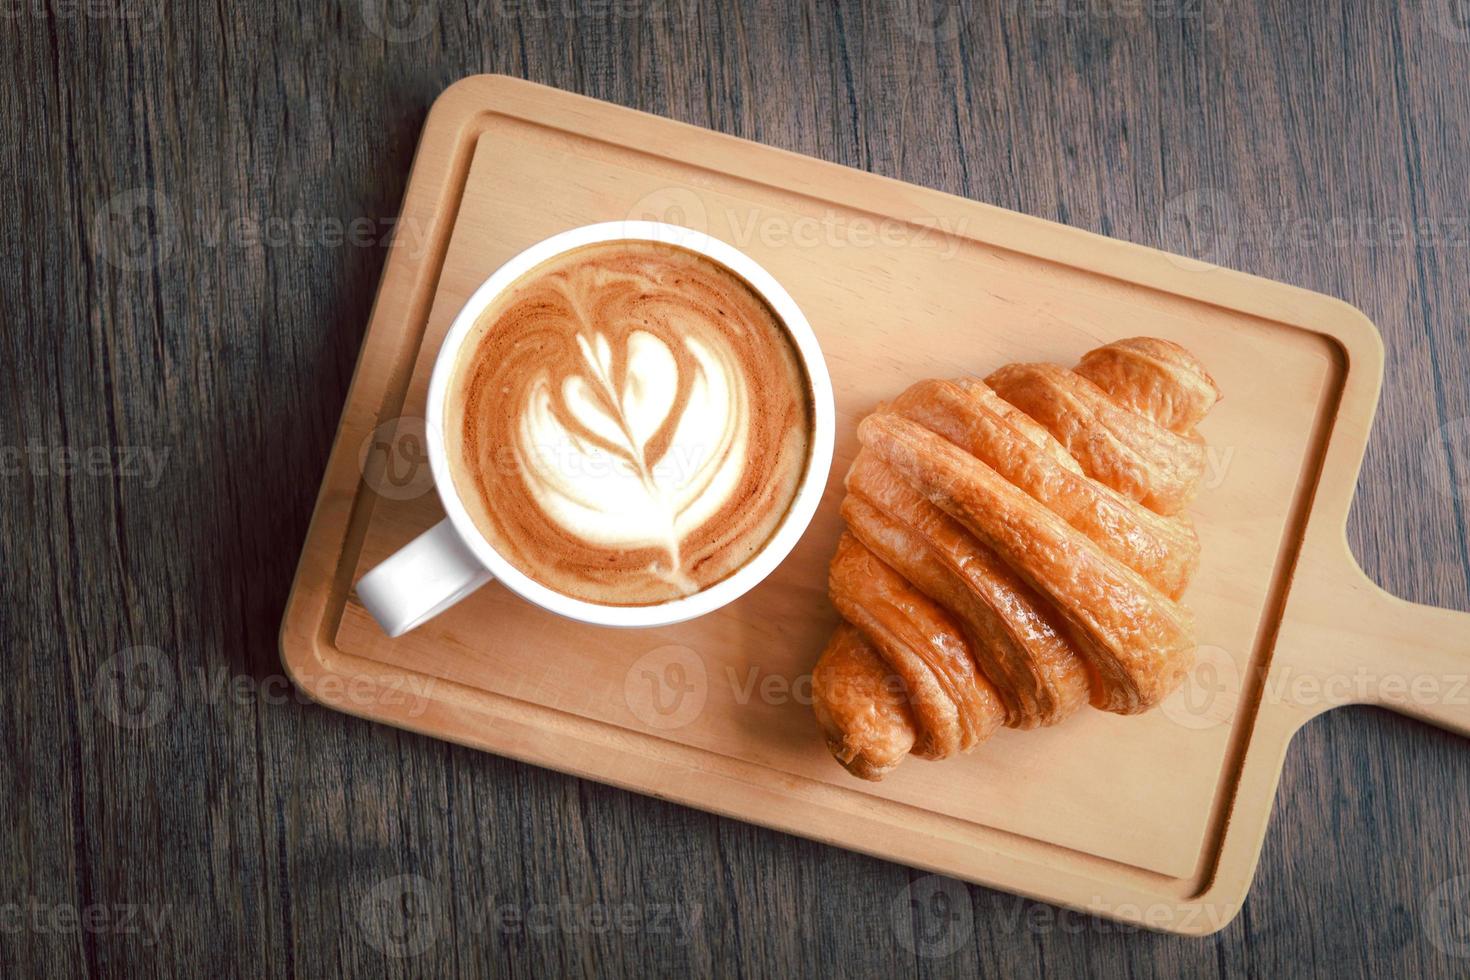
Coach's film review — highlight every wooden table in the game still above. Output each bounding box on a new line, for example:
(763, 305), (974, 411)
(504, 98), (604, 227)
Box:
(4, 2), (1468, 975)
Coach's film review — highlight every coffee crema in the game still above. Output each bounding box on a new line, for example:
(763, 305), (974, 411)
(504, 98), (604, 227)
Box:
(445, 240), (814, 606)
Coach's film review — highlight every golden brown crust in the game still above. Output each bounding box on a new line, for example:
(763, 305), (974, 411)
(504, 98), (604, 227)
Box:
(891, 379), (1201, 599)
(985, 362), (1206, 516)
(843, 453), (1090, 729)
(827, 533), (1005, 758)
(809, 337), (1219, 779)
(858, 414), (1196, 714)
(810, 623), (917, 780)
(953, 377), (1083, 473)
(1074, 337), (1221, 435)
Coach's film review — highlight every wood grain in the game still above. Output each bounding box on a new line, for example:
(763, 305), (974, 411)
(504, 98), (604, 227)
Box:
(286, 74), (1464, 926)
(2, 1), (1468, 976)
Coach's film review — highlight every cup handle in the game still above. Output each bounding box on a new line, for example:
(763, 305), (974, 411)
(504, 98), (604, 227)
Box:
(355, 520), (495, 637)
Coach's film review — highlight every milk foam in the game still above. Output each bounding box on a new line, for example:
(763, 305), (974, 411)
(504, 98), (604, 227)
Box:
(447, 239), (813, 606)
(516, 329), (749, 588)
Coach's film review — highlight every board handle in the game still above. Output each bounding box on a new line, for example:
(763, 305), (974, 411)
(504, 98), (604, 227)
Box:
(1285, 571), (1470, 737)
(1357, 590), (1470, 736)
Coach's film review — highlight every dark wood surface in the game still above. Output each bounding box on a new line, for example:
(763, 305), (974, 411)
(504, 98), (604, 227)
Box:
(4, 1), (1469, 976)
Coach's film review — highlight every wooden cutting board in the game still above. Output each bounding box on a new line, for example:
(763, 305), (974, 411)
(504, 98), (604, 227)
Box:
(281, 75), (1470, 935)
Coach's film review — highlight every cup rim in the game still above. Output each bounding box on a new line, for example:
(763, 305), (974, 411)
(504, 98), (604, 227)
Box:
(424, 220), (836, 628)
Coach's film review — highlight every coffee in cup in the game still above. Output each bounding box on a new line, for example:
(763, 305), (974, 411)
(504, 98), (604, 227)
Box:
(444, 239), (815, 606)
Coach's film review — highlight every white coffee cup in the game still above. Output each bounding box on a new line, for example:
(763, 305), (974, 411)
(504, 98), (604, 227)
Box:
(356, 220), (836, 637)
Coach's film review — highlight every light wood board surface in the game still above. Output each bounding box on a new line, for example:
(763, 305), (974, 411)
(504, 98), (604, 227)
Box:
(281, 76), (1470, 934)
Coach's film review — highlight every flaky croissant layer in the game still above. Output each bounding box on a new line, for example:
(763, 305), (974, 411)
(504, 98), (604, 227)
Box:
(811, 337), (1221, 781)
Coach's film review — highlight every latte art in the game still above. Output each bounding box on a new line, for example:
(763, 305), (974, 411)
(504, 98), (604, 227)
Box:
(446, 240), (814, 605)
(518, 328), (748, 591)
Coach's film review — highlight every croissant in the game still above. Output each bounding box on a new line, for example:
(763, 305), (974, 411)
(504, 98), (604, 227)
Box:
(811, 337), (1221, 780)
